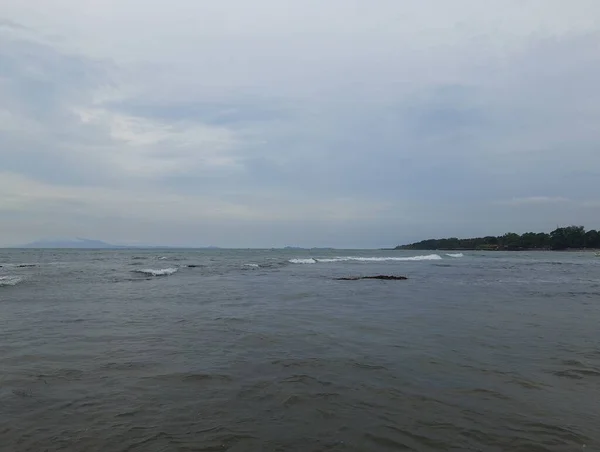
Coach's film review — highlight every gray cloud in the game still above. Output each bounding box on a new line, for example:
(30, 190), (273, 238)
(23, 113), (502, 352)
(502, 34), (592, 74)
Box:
(1, 1), (600, 247)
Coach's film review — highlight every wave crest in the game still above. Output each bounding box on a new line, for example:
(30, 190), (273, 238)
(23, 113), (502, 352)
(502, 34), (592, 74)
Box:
(289, 258), (317, 264)
(133, 268), (178, 277)
(446, 253), (464, 258)
(289, 254), (442, 264)
(0, 276), (24, 287)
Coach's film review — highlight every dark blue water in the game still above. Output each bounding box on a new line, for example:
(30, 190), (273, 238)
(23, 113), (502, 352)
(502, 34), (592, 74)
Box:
(1, 249), (599, 451)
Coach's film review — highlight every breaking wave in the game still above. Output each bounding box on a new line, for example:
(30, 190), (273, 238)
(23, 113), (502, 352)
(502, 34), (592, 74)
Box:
(243, 263), (260, 268)
(132, 268), (178, 277)
(289, 258), (317, 264)
(446, 253), (464, 258)
(0, 276), (24, 287)
(289, 254), (442, 264)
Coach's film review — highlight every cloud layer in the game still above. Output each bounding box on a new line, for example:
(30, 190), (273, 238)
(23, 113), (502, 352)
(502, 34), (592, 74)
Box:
(1, 1), (600, 247)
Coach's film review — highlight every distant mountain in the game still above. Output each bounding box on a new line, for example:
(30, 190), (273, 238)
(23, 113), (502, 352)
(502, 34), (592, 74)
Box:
(20, 238), (122, 249)
(18, 238), (223, 249)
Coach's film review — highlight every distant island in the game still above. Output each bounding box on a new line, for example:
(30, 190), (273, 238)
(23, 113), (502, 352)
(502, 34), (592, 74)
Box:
(20, 238), (120, 249)
(17, 238), (220, 249)
(396, 226), (600, 251)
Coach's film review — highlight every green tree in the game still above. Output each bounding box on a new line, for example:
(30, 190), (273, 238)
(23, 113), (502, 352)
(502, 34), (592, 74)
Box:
(550, 227), (568, 250)
(550, 226), (586, 249)
(483, 236), (498, 245)
(396, 226), (594, 250)
(501, 232), (521, 249)
(520, 232), (537, 248)
(535, 233), (550, 248)
(585, 229), (600, 248)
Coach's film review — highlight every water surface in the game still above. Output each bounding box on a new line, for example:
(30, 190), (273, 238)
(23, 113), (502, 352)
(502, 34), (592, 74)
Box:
(1, 249), (599, 451)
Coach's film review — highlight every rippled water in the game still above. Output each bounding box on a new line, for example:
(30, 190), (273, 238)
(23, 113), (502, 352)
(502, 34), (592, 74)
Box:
(1, 249), (599, 451)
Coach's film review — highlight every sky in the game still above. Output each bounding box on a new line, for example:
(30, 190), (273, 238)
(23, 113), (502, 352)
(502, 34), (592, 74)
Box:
(1, 0), (599, 248)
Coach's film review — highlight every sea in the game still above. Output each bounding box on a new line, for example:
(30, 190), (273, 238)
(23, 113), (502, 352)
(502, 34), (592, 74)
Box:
(1, 249), (599, 451)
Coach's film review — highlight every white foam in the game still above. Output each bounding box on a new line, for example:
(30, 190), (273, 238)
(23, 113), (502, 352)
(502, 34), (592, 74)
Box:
(0, 276), (23, 287)
(243, 263), (260, 268)
(446, 253), (464, 258)
(288, 258), (317, 264)
(158, 256), (168, 260)
(289, 254), (442, 264)
(329, 254), (443, 262)
(133, 268), (178, 277)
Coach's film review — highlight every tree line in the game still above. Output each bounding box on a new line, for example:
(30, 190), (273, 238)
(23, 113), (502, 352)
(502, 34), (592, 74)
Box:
(396, 226), (600, 251)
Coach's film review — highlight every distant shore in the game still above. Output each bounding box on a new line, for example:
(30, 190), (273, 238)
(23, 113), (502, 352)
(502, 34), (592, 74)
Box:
(394, 226), (600, 252)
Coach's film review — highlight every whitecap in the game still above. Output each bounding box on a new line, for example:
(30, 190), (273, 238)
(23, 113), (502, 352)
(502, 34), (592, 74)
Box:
(288, 258), (317, 264)
(446, 253), (464, 258)
(320, 255), (442, 262)
(133, 268), (178, 277)
(243, 263), (260, 268)
(289, 254), (442, 264)
(0, 276), (24, 287)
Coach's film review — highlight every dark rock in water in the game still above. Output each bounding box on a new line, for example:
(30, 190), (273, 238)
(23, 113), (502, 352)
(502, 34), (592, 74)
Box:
(335, 275), (408, 281)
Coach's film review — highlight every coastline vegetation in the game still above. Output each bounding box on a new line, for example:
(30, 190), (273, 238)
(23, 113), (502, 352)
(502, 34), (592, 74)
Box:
(396, 226), (600, 251)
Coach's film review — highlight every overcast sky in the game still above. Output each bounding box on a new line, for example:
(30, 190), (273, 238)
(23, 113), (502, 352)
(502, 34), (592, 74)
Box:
(1, 1), (599, 248)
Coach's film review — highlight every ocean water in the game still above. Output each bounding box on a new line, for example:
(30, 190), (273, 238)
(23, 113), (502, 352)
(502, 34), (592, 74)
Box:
(1, 249), (599, 451)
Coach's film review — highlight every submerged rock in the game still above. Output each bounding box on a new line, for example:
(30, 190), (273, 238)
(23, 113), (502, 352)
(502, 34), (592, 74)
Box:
(335, 275), (408, 281)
